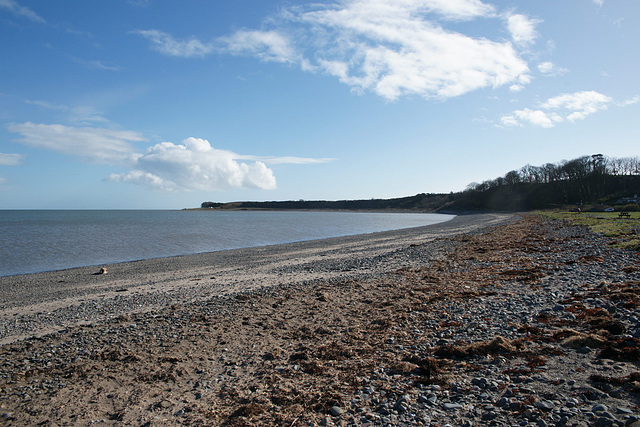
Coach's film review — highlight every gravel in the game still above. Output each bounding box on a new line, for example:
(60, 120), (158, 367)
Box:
(0, 213), (639, 426)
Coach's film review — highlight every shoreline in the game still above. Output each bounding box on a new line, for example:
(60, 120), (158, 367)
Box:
(0, 210), (454, 278)
(1, 213), (639, 426)
(0, 213), (509, 345)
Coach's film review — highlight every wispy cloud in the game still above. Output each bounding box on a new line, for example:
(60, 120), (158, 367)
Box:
(8, 122), (145, 164)
(67, 55), (122, 72)
(0, 152), (24, 166)
(24, 100), (113, 126)
(0, 0), (45, 23)
(243, 156), (335, 165)
(134, 30), (214, 58)
(218, 30), (297, 64)
(136, 0), (536, 100)
(619, 95), (640, 107)
(8, 123), (330, 192)
(500, 90), (618, 127)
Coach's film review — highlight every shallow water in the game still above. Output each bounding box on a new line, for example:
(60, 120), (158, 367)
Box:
(0, 210), (453, 276)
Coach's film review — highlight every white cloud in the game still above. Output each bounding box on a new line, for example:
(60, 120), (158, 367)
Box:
(109, 138), (277, 191)
(506, 13), (540, 46)
(538, 61), (568, 76)
(513, 109), (563, 128)
(218, 30), (297, 63)
(134, 30), (214, 58)
(499, 114), (520, 127)
(245, 156), (335, 165)
(0, 153), (24, 166)
(422, 0), (496, 20)
(500, 90), (617, 127)
(0, 0), (45, 23)
(25, 100), (112, 125)
(8, 122), (144, 164)
(8, 123), (328, 192)
(593, 0), (603, 6)
(138, 0), (533, 100)
(295, 0), (530, 100)
(620, 95), (640, 106)
(541, 90), (612, 122)
(68, 56), (122, 72)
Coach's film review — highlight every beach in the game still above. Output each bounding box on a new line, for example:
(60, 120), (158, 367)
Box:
(1, 213), (639, 426)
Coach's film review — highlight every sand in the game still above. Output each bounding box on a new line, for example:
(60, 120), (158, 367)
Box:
(0, 213), (509, 345)
(1, 213), (639, 426)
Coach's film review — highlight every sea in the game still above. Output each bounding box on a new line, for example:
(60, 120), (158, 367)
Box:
(0, 210), (454, 277)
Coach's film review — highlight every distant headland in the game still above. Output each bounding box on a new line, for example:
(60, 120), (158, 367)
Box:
(196, 154), (640, 213)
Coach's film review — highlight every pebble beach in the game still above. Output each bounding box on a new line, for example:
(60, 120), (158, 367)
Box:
(1, 213), (639, 426)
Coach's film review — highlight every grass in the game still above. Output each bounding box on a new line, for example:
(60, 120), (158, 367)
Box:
(535, 211), (640, 251)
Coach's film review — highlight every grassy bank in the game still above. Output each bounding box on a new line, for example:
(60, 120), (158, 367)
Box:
(536, 211), (640, 251)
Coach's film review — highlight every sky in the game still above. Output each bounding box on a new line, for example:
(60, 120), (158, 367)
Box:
(1, 0), (639, 209)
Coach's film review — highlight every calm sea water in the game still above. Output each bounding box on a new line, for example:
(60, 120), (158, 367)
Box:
(0, 210), (453, 277)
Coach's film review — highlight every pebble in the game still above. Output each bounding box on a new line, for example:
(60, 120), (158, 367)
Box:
(329, 406), (344, 416)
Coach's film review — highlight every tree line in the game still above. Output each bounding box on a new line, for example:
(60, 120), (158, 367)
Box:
(466, 154), (640, 191)
(455, 154), (640, 211)
(200, 154), (640, 212)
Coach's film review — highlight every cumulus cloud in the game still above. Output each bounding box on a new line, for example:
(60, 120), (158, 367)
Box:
(506, 13), (540, 45)
(8, 122), (145, 164)
(109, 138), (277, 191)
(0, 0), (45, 23)
(500, 90), (617, 127)
(0, 153), (24, 166)
(500, 109), (562, 128)
(8, 123), (329, 192)
(136, 0), (533, 100)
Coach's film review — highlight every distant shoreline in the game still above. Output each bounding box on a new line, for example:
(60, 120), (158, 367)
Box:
(0, 213), (510, 344)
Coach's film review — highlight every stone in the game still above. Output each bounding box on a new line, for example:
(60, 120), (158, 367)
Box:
(329, 406), (344, 416)
(443, 403), (463, 410)
(592, 404), (608, 413)
(535, 400), (555, 411)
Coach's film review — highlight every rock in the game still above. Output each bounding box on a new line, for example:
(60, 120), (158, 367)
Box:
(578, 346), (592, 354)
(594, 417), (615, 427)
(535, 400), (555, 411)
(592, 404), (609, 413)
(443, 403), (463, 410)
(497, 397), (509, 407)
(329, 406), (344, 416)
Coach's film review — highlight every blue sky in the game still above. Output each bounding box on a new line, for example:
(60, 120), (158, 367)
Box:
(1, 0), (638, 209)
